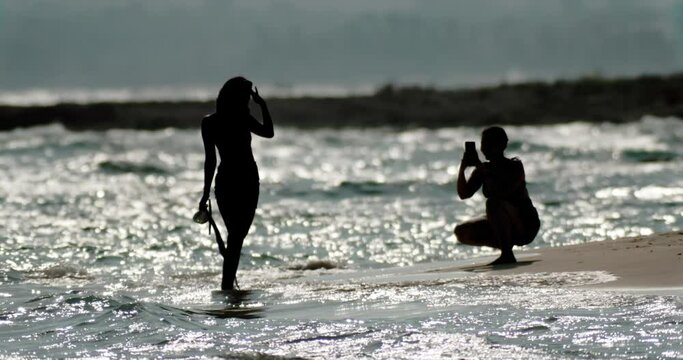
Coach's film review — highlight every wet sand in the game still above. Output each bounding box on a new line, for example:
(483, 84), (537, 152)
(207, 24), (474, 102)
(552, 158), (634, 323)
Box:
(441, 232), (683, 288)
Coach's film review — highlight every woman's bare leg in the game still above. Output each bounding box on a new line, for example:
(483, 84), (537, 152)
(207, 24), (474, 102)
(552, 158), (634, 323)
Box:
(222, 223), (249, 290)
(454, 216), (497, 248)
(217, 193), (258, 291)
(486, 199), (524, 264)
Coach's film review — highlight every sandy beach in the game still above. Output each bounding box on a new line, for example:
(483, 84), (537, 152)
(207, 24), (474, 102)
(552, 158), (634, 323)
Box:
(442, 232), (683, 289)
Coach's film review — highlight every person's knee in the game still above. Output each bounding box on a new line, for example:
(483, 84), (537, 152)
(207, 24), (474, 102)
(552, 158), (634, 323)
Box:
(454, 223), (472, 244)
(227, 219), (251, 238)
(234, 228), (251, 242)
(454, 223), (464, 237)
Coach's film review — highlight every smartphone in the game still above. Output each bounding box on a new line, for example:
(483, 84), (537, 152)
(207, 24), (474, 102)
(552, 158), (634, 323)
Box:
(465, 141), (476, 154)
(464, 141), (479, 165)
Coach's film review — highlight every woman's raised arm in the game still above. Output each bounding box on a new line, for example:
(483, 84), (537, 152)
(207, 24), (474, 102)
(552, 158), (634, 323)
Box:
(249, 87), (274, 138)
(457, 162), (483, 200)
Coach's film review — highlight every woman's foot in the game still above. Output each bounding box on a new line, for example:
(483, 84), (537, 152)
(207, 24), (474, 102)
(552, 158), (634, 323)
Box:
(489, 249), (517, 265)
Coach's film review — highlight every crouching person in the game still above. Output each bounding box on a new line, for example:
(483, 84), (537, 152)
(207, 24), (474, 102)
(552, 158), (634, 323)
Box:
(454, 126), (540, 264)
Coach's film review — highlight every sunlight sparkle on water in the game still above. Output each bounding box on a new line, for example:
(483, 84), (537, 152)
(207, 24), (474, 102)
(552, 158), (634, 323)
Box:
(0, 118), (682, 358)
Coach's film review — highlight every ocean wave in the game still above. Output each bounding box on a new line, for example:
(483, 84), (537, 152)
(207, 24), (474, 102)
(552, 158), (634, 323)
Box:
(334, 180), (431, 197)
(0, 269), (25, 283)
(208, 353), (309, 360)
(98, 160), (168, 175)
(26, 264), (92, 280)
(287, 260), (339, 271)
(621, 149), (678, 163)
(0, 84), (372, 106)
(337, 180), (394, 195)
(267, 179), (440, 199)
(0, 87), (215, 106)
(63, 294), (113, 306)
(94, 255), (126, 265)
(170, 271), (221, 280)
(181, 306), (264, 320)
(285, 329), (374, 344)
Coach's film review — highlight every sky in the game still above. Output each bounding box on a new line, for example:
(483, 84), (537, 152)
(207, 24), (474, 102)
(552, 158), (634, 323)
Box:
(1, 0), (682, 95)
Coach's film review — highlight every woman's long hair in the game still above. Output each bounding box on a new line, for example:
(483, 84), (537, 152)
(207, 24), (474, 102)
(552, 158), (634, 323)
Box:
(216, 76), (252, 116)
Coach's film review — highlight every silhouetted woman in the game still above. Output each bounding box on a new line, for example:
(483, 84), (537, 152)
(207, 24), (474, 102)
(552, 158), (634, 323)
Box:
(199, 77), (274, 290)
(454, 126), (540, 264)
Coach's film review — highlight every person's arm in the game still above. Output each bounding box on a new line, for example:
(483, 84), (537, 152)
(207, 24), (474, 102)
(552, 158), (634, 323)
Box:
(199, 117), (217, 209)
(457, 160), (483, 200)
(248, 87), (274, 138)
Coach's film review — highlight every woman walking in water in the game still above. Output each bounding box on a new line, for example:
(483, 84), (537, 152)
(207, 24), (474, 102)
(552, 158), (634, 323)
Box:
(199, 76), (274, 290)
(454, 126), (540, 264)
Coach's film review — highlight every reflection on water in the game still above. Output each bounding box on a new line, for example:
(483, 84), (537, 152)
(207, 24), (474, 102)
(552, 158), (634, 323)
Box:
(0, 117), (682, 358)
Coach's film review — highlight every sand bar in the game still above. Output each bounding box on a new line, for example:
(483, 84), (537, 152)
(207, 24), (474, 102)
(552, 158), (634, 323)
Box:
(2, 73), (683, 131)
(440, 232), (683, 288)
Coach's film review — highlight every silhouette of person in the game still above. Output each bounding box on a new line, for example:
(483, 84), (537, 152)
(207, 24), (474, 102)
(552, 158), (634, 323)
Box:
(199, 76), (274, 290)
(454, 126), (540, 264)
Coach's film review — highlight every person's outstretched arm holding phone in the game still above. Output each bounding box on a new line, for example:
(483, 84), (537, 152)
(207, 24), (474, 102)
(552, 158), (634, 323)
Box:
(457, 141), (482, 200)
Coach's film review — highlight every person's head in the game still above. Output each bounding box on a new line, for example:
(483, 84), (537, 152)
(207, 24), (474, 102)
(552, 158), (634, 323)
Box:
(216, 76), (253, 115)
(480, 126), (508, 160)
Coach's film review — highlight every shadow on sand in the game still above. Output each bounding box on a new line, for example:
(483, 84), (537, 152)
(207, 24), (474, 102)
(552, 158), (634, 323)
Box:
(460, 260), (539, 273)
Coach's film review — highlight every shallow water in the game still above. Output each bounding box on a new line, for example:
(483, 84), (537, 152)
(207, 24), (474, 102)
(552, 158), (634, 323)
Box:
(1, 117), (682, 358)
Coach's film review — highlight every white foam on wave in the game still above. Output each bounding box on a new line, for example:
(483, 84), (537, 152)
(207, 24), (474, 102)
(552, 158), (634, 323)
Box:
(287, 259), (339, 271)
(0, 87), (215, 106)
(0, 83), (376, 106)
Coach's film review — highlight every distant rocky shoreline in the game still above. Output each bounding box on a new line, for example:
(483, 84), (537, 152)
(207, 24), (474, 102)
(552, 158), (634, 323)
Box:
(2, 73), (682, 131)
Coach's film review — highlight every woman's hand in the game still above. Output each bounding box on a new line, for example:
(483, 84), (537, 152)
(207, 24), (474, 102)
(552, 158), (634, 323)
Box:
(457, 160), (483, 200)
(251, 87), (266, 106)
(198, 196), (209, 211)
(248, 86), (275, 138)
(460, 156), (479, 168)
